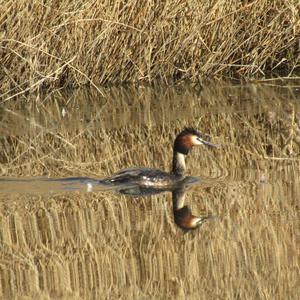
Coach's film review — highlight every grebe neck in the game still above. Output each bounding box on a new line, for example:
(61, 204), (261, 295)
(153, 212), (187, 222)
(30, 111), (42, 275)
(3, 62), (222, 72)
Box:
(172, 151), (186, 176)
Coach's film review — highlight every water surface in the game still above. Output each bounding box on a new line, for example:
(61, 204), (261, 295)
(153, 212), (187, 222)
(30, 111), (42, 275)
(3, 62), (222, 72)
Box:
(0, 81), (299, 299)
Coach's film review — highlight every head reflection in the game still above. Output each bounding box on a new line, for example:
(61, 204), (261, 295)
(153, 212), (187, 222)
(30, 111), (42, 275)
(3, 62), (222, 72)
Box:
(172, 187), (214, 231)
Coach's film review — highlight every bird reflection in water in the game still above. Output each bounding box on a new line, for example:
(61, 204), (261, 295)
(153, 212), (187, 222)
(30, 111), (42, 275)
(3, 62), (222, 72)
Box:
(172, 186), (216, 231)
(115, 183), (216, 232)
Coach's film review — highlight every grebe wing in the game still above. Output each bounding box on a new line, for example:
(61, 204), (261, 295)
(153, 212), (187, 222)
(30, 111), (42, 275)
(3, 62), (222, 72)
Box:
(102, 167), (169, 183)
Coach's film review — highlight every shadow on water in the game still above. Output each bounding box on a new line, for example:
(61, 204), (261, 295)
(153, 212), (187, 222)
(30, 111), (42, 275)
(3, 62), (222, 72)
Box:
(0, 81), (300, 299)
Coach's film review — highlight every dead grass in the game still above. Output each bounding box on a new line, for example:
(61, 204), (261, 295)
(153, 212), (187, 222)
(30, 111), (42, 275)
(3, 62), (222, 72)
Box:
(1, 0), (300, 97)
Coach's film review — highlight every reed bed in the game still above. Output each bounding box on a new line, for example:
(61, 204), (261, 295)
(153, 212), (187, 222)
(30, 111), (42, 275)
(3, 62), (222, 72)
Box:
(1, 0), (300, 98)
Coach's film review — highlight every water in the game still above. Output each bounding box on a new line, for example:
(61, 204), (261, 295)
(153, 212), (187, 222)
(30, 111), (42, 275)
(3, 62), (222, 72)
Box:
(0, 81), (299, 299)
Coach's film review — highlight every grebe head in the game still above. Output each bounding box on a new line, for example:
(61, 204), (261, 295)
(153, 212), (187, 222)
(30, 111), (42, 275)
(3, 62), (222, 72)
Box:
(174, 127), (219, 155)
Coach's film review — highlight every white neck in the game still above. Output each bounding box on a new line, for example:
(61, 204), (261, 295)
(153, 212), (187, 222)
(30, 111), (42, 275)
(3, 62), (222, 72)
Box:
(172, 152), (186, 176)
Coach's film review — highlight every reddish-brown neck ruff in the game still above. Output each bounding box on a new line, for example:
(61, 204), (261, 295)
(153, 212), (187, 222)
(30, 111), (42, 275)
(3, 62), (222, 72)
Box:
(173, 134), (194, 155)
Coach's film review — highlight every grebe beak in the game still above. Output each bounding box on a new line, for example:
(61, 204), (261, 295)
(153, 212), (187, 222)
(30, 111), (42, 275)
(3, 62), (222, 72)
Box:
(197, 137), (220, 148)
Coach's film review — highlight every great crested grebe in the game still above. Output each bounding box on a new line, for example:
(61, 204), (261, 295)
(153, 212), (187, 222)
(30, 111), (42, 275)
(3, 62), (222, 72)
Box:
(101, 127), (218, 188)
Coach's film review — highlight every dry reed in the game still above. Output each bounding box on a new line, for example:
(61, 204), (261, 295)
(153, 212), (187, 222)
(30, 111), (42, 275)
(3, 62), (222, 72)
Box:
(1, 0), (300, 98)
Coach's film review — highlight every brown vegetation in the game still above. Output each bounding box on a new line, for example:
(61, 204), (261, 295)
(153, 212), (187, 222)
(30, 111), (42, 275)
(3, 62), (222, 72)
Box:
(1, 0), (300, 97)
